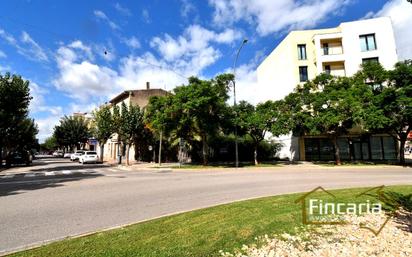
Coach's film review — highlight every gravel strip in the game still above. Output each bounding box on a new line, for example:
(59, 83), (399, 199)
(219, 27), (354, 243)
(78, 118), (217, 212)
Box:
(221, 211), (412, 257)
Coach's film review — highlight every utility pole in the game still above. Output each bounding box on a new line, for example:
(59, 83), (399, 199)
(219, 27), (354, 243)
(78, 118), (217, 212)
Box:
(233, 39), (248, 168)
(158, 130), (162, 166)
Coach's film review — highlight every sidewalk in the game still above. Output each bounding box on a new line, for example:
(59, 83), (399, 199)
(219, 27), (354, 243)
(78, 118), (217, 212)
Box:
(112, 161), (411, 172)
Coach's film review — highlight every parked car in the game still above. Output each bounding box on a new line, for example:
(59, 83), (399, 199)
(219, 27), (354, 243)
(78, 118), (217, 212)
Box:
(52, 150), (64, 157)
(6, 151), (32, 167)
(70, 150), (84, 161)
(79, 151), (99, 164)
(63, 152), (72, 158)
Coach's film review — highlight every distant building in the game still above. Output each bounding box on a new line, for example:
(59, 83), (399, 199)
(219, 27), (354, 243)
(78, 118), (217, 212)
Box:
(99, 82), (169, 163)
(257, 17), (399, 161)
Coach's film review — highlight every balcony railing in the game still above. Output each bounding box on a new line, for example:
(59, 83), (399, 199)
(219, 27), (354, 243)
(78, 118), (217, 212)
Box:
(322, 46), (343, 56)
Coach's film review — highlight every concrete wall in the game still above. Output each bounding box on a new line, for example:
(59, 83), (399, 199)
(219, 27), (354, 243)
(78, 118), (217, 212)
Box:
(340, 17), (398, 76)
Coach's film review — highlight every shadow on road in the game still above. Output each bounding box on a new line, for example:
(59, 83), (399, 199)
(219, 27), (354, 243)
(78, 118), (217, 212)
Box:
(29, 163), (108, 172)
(0, 173), (104, 197)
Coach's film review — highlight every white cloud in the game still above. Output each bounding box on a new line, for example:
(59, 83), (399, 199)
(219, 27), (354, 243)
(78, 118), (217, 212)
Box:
(0, 29), (48, 62)
(208, 0), (352, 36)
(68, 40), (94, 60)
(0, 49), (6, 58)
(114, 3), (132, 16)
(54, 41), (121, 102)
(372, 0), (412, 60)
(150, 25), (241, 62)
(20, 31), (48, 61)
(0, 28), (17, 44)
(142, 9), (151, 23)
(116, 53), (187, 91)
(123, 36), (141, 49)
(180, 0), (196, 17)
(94, 10), (120, 30)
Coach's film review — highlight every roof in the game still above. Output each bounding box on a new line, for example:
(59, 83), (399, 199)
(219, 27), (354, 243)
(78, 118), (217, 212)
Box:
(109, 88), (169, 104)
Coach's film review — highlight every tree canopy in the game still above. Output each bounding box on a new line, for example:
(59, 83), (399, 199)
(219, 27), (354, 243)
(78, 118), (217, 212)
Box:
(0, 73), (38, 165)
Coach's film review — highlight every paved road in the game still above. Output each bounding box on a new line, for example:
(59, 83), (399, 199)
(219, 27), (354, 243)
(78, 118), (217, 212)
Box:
(0, 159), (412, 255)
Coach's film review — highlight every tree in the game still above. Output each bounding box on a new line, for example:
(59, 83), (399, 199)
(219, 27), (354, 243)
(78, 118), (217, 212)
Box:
(382, 60), (412, 164)
(53, 115), (90, 151)
(292, 74), (355, 165)
(171, 75), (232, 165)
(0, 73), (37, 166)
(236, 100), (289, 165)
(353, 61), (412, 165)
(145, 75), (232, 165)
(119, 102), (145, 165)
(42, 136), (58, 151)
(92, 105), (113, 162)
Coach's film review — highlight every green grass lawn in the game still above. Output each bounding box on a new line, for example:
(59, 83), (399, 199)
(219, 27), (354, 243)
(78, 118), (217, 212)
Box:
(9, 185), (412, 257)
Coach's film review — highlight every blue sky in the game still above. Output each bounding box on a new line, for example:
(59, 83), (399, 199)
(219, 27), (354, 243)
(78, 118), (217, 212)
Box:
(0, 0), (411, 142)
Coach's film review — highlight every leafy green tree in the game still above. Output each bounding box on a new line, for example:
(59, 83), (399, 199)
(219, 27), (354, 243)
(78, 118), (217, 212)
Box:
(236, 100), (289, 165)
(119, 102), (145, 165)
(0, 73), (37, 165)
(42, 136), (58, 151)
(171, 75), (231, 165)
(292, 74), (355, 165)
(53, 115), (90, 151)
(145, 74), (232, 165)
(353, 61), (412, 164)
(92, 105), (113, 162)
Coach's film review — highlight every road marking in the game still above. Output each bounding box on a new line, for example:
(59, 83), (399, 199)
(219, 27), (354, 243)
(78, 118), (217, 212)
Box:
(2, 174), (15, 179)
(44, 171), (55, 176)
(25, 173), (35, 178)
(61, 170), (72, 175)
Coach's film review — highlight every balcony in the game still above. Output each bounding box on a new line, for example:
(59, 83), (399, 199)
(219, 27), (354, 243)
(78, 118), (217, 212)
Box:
(323, 61), (346, 77)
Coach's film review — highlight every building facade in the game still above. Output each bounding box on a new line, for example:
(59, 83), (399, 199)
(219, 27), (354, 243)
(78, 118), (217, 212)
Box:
(257, 17), (399, 161)
(98, 82), (169, 163)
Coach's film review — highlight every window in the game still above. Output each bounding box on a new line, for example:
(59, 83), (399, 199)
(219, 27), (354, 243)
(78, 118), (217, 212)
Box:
(324, 65), (331, 75)
(299, 66), (308, 82)
(297, 44), (307, 60)
(359, 34), (376, 52)
(362, 57), (379, 64)
(323, 43), (329, 55)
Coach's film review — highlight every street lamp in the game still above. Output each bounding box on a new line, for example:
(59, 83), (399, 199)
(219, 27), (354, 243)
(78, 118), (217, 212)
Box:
(233, 38), (248, 168)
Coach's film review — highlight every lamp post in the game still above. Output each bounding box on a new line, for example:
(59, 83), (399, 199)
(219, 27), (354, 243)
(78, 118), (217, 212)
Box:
(233, 39), (248, 168)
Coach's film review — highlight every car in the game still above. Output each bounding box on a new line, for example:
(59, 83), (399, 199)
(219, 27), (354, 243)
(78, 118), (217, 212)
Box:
(63, 152), (72, 158)
(79, 151), (99, 164)
(70, 150), (84, 161)
(6, 151), (32, 167)
(52, 150), (64, 157)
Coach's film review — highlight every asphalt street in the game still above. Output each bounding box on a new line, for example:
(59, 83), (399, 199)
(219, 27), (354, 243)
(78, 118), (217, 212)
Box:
(1, 158), (412, 255)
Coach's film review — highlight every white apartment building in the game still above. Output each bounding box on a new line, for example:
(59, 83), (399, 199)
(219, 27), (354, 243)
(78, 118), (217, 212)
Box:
(257, 17), (399, 161)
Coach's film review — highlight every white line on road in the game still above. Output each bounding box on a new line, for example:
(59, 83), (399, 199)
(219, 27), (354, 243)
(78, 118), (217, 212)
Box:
(25, 173), (35, 178)
(61, 170), (72, 175)
(2, 174), (15, 179)
(44, 171), (55, 176)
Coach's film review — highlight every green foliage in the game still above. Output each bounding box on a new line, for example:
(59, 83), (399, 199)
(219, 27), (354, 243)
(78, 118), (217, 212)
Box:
(145, 74), (232, 165)
(235, 100), (288, 164)
(42, 136), (58, 150)
(92, 105), (113, 144)
(53, 115), (90, 150)
(0, 73), (38, 163)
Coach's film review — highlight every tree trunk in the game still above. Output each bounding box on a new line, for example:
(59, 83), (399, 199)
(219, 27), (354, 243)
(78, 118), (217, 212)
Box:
(202, 134), (208, 166)
(399, 139), (405, 165)
(0, 144), (3, 167)
(99, 143), (104, 162)
(254, 143), (259, 165)
(332, 136), (341, 165)
(126, 144), (130, 166)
